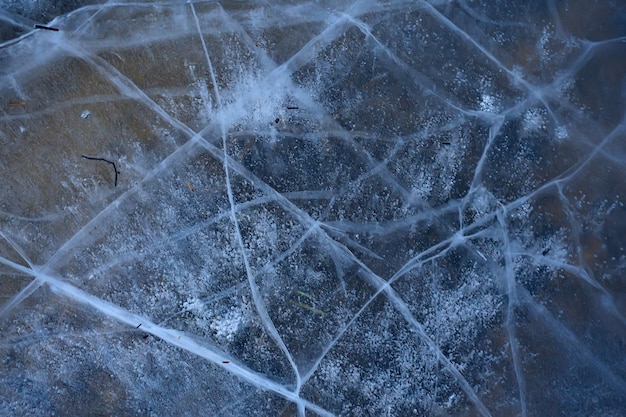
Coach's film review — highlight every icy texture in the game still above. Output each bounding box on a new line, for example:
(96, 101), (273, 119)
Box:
(1, 1), (625, 416)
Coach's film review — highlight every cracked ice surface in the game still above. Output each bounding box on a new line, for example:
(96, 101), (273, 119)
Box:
(1, 0), (625, 416)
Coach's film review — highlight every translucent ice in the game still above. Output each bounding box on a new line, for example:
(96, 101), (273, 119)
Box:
(1, 1), (625, 416)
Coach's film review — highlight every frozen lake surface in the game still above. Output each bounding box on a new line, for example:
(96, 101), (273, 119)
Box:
(1, 1), (625, 416)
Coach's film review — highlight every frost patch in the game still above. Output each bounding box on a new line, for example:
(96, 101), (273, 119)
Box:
(209, 307), (246, 342)
(522, 108), (547, 134)
(479, 94), (498, 113)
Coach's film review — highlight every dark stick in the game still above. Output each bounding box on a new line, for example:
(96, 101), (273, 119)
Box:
(136, 323), (142, 329)
(81, 155), (119, 186)
(34, 24), (59, 31)
(286, 106), (299, 110)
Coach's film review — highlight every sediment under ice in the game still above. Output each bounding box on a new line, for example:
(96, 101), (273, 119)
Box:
(1, 1), (625, 416)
